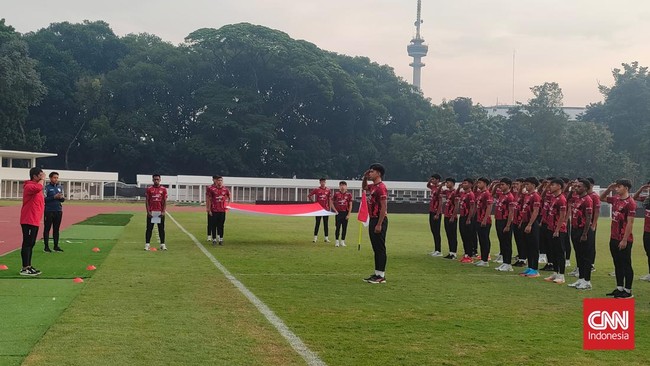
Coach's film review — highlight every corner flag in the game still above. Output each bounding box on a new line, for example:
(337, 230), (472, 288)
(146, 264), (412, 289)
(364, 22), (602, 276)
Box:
(357, 191), (370, 227)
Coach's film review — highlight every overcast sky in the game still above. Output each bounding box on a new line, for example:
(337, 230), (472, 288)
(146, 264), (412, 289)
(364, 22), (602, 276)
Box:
(4, 0), (650, 107)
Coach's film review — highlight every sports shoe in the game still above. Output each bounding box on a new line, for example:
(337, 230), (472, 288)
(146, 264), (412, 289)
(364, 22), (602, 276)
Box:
(340, 240), (346, 247)
(576, 281), (592, 290)
(553, 274), (565, 284)
(496, 263), (514, 272)
(364, 274), (379, 283)
(475, 260), (489, 267)
(444, 253), (457, 259)
(606, 289), (624, 297)
(540, 263), (554, 271)
(460, 255), (473, 263)
(207, 235), (212, 242)
(608, 271), (616, 277)
(212, 239), (217, 246)
(614, 290), (633, 299)
(324, 237), (330, 243)
(43, 247), (52, 253)
(368, 276), (386, 284)
(160, 244), (167, 251)
(494, 254), (503, 264)
(639, 273), (650, 281)
(544, 273), (558, 282)
(144, 243), (150, 251)
(218, 240), (224, 246)
(29, 267), (41, 275)
(20, 268), (35, 276)
(53, 247), (64, 252)
(513, 260), (526, 267)
(526, 269), (540, 278)
(519, 268), (533, 276)
(568, 267), (579, 277)
(313, 236), (318, 243)
(430, 250), (443, 257)
(568, 279), (584, 288)
(335, 240), (340, 247)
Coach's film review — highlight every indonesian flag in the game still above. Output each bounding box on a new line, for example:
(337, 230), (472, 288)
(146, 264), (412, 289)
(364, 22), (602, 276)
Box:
(227, 202), (335, 216)
(357, 191), (370, 227)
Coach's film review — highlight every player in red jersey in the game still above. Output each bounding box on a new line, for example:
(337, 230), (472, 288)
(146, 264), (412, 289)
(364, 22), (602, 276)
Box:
(331, 181), (353, 247)
(519, 177), (542, 277)
(145, 174), (168, 251)
(206, 176), (230, 246)
(632, 181), (650, 281)
(442, 178), (458, 259)
(427, 174), (443, 256)
(494, 178), (516, 272)
(308, 178), (332, 243)
(538, 178), (554, 270)
(474, 177), (494, 267)
(19, 168), (45, 276)
(543, 179), (568, 284)
(511, 178), (527, 267)
(457, 178), (477, 263)
(567, 179), (594, 290)
(600, 179), (637, 298)
(586, 177), (601, 272)
(362, 163), (389, 284)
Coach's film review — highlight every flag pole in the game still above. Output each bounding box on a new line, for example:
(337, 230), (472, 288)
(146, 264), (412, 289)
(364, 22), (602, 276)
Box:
(358, 221), (362, 251)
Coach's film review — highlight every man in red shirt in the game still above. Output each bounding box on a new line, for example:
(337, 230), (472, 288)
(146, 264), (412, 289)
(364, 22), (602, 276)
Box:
(543, 179), (568, 284)
(600, 179), (636, 298)
(427, 174), (443, 256)
(567, 179), (594, 289)
(308, 178), (332, 243)
(632, 180), (650, 281)
(19, 167), (45, 276)
(145, 174), (168, 251)
(519, 177), (542, 278)
(442, 178), (458, 259)
(474, 177), (494, 267)
(494, 178), (516, 271)
(511, 178), (527, 267)
(362, 163), (388, 284)
(538, 178), (554, 270)
(586, 178), (600, 272)
(331, 181), (353, 247)
(457, 178), (477, 263)
(206, 175), (230, 246)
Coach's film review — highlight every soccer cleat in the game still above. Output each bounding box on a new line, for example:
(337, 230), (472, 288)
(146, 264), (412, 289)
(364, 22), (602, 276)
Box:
(43, 247), (52, 253)
(614, 291), (633, 299)
(540, 263), (554, 271)
(368, 276), (386, 284)
(144, 243), (150, 251)
(340, 240), (346, 247)
(568, 267), (579, 277)
(605, 289), (624, 297)
(526, 269), (540, 278)
(475, 260), (489, 267)
(639, 273), (650, 281)
(568, 279), (584, 288)
(207, 235), (212, 242)
(519, 268), (533, 276)
(444, 253), (457, 259)
(324, 237), (330, 243)
(53, 247), (64, 252)
(544, 273), (558, 282)
(430, 250), (443, 257)
(460, 255), (473, 263)
(576, 281), (592, 290)
(160, 244), (167, 251)
(364, 274), (379, 283)
(494, 254), (503, 263)
(553, 274), (565, 284)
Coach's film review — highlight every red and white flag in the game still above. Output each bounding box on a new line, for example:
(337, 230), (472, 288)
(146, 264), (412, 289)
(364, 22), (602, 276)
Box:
(357, 191), (370, 227)
(227, 202), (334, 217)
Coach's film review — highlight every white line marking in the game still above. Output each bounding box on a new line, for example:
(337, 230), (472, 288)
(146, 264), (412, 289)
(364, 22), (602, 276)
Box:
(167, 213), (327, 366)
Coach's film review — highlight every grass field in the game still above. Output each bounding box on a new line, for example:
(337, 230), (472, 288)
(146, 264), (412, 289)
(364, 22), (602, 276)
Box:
(1, 210), (649, 366)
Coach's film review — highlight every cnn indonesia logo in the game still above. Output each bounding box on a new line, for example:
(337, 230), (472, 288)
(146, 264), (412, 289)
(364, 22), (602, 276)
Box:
(583, 298), (635, 350)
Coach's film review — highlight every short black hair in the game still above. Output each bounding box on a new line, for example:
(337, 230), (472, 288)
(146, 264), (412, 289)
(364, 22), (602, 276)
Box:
(546, 176), (556, 181)
(586, 177), (595, 185)
(560, 177), (570, 184)
(319, 178), (327, 182)
(369, 163), (385, 177)
(500, 177), (512, 186)
(445, 177), (456, 184)
(515, 177), (525, 183)
(152, 174), (161, 179)
(49, 171), (59, 178)
(477, 177), (490, 184)
(550, 178), (565, 188)
(212, 175), (222, 180)
(524, 177), (539, 186)
(616, 179), (632, 189)
(430, 174), (441, 180)
(463, 177), (475, 184)
(29, 167), (43, 180)
(339, 181), (347, 185)
(578, 178), (592, 190)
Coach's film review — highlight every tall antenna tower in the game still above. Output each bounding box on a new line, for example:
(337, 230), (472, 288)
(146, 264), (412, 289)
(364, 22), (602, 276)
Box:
(407, 0), (428, 89)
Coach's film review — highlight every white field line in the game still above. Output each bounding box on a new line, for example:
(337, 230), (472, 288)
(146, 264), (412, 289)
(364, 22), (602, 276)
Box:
(167, 213), (327, 366)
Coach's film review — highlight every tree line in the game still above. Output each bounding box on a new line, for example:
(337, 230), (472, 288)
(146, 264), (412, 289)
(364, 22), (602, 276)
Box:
(1, 19), (648, 184)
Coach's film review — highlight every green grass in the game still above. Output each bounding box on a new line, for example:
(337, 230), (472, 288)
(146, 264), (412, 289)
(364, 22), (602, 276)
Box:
(2, 212), (649, 366)
(76, 213), (133, 226)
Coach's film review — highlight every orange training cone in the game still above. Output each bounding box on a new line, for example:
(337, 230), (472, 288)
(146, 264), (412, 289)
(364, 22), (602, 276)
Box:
(150, 247), (158, 252)
(92, 247), (101, 252)
(0, 264), (8, 270)
(73, 277), (84, 283)
(86, 265), (96, 271)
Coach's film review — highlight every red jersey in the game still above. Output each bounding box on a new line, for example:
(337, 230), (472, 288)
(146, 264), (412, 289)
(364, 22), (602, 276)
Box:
(20, 180), (44, 226)
(519, 192), (541, 223)
(475, 189), (493, 224)
(512, 191), (523, 225)
(495, 191), (515, 221)
(368, 182), (388, 218)
(547, 193), (567, 233)
(458, 190), (475, 218)
(207, 185), (230, 212)
(443, 189), (457, 218)
(332, 191), (353, 212)
(429, 184), (441, 213)
(540, 191), (553, 225)
(644, 205), (650, 233)
(146, 185), (168, 212)
(309, 187), (331, 210)
(606, 196), (637, 241)
(571, 194), (593, 229)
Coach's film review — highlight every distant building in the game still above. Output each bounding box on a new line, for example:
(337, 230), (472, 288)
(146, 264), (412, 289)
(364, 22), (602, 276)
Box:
(484, 105), (586, 121)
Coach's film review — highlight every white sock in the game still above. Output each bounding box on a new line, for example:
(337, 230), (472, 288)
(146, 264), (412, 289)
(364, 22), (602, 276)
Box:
(336, 240), (339, 245)
(313, 236), (318, 241)
(375, 271), (385, 277)
(617, 286), (624, 291)
(624, 288), (631, 293)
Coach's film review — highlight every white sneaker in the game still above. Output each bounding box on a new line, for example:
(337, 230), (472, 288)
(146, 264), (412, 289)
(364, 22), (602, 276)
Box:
(609, 271), (616, 277)
(576, 280), (592, 290)
(324, 237), (330, 243)
(553, 274), (565, 284)
(568, 279), (584, 288)
(335, 240), (340, 247)
(160, 244), (167, 251)
(340, 240), (346, 247)
(430, 250), (443, 257)
(639, 273), (650, 281)
(495, 263), (505, 271)
(494, 254), (503, 263)
(313, 236), (318, 243)
(144, 243), (150, 251)
(539, 254), (548, 264)
(565, 259), (571, 268)
(475, 260), (489, 267)
(500, 263), (514, 272)
(207, 235), (212, 242)
(568, 267), (579, 277)
(544, 273), (558, 281)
